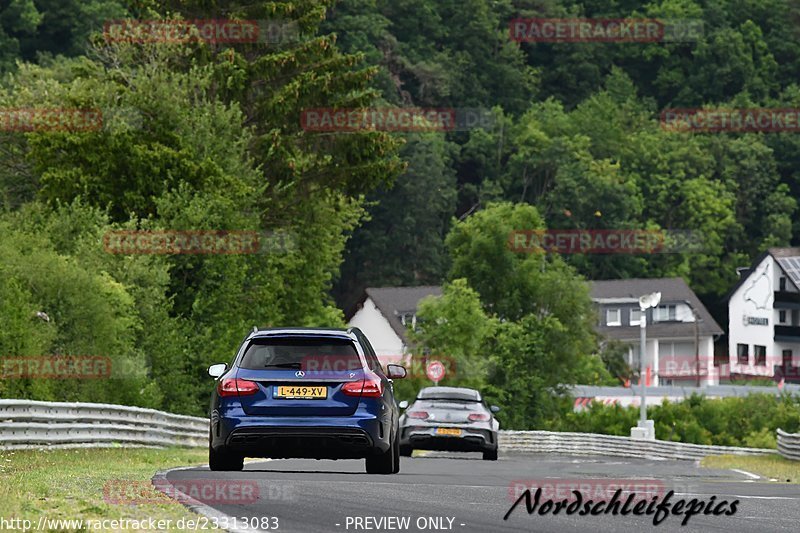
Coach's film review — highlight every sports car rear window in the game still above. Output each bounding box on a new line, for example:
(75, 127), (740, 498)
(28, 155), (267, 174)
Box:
(417, 389), (480, 401)
(239, 337), (362, 372)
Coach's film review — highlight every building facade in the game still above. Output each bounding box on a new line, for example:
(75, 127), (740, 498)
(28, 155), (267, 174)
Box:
(346, 286), (442, 359)
(591, 278), (723, 386)
(727, 248), (800, 381)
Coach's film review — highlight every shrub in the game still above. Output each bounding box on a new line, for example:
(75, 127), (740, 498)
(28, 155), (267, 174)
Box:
(542, 392), (800, 448)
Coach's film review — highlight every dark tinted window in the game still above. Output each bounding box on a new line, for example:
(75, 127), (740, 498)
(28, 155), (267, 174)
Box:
(239, 337), (362, 372)
(416, 400), (483, 410)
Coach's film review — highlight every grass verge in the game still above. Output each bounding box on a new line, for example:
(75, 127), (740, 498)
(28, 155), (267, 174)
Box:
(701, 454), (800, 483)
(0, 447), (222, 531)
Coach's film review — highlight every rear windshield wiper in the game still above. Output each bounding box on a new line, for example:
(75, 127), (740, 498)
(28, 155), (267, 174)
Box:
(262, 362), (302, 369)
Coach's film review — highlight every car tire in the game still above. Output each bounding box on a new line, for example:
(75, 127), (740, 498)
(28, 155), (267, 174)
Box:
(209, 444), (244, 471)
(391, 433), (401, 473)
(482, 447), (498, 461)
(366, 438), (396, 475)
(399, 444), (413, 457)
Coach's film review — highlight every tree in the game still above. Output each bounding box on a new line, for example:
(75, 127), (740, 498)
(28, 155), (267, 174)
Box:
(334, 133), (457, 311)
(0, 0), (128, 73)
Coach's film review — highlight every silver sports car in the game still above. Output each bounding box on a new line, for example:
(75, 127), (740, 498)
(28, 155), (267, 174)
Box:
(398, 386), (500, 460)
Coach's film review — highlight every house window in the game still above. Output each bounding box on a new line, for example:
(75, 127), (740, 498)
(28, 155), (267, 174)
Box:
(629, 308), (642, 326)
(654, 304), (677, 322)
(606, 309), (621, 326)
(737, 344), (749, 365)
(780, 277), (787, 291)
(754, 345), (767, 366)
(779, 310), (787, 324)
(399, 313), (416, 329)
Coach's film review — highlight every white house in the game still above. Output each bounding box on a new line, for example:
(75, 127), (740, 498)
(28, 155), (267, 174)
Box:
(346, 286), (442, 359)
(727, 248), (800, 382)
(590, 278), (723, 386)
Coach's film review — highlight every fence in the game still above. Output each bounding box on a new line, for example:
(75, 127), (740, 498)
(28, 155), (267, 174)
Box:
(0, 399), (207, 449)
(777, 429), (800, 461)
(500, 430), (776, 461)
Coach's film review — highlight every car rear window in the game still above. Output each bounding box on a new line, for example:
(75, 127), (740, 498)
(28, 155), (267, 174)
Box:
(417, 400), (481, 410)
(239, 337), (362, 372)
(417, 389), (480, 402)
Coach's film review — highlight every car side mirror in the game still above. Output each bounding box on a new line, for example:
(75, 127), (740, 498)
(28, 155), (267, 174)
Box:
(387, 364), (407, 379)
(208, 363), (227, 378)
(490, 405), (501, 413)
(398, 400), (409, 409)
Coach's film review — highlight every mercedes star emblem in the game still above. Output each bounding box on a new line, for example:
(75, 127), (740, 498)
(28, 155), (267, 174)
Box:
(295, 370), (305, 378)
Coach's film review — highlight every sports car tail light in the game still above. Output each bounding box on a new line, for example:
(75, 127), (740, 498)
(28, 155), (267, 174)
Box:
(407, 411), (429, 419)
(342, 372), (383, 397)
(217, 378), (259, 397)
(468, 413), (490, 422)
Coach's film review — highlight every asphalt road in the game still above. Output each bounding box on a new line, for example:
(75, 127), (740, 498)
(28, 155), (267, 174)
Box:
(165, 452), (800, 533)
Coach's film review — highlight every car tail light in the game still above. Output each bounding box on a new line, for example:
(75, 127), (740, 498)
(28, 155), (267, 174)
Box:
(217, 378), (259, 397)
(407, 411), (429, 419)
(342, 372), (384, 397)
(468, 413), (490, 422)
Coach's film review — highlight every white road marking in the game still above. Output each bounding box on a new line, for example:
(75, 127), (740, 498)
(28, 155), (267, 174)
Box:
(731, 468), (761, 480)
(673, 492), (799, 501)
(153, 464), (261, 533)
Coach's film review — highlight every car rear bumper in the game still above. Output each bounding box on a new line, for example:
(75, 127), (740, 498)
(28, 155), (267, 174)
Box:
(211, 409), (391, 459)
(226, 426), (376, 458)
(400, 426), (496, 452)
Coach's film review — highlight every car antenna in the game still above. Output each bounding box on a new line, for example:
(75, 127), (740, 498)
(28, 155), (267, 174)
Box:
(252, 325), (258, 334)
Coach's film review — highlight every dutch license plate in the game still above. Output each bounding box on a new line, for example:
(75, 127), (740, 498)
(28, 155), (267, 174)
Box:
(436, 427), (462, 437)
(275, 386), (327, 399)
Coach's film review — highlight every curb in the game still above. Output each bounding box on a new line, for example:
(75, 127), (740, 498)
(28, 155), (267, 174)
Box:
(151, 463), (265, 533)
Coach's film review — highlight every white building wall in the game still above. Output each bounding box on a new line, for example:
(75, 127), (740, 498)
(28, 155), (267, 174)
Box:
(629, 335), (716, 386)
(348, 298), (406, 358)
(728, 255), (776, 377)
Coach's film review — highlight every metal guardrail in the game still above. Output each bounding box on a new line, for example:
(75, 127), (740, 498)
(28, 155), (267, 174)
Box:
(777, 429), (800, 461)
(0, 399), (788, 462)
(499, 430), (777, 461)
(0, 399), (207, 449)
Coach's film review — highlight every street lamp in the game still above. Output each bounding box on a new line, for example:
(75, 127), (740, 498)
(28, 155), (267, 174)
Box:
(633, 291), (660, 440)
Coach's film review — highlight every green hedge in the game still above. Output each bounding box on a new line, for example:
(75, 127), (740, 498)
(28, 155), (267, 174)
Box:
(543, 393), (800, 448)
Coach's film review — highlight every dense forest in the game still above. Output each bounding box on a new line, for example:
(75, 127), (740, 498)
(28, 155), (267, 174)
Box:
(1, 1), (799, 427)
